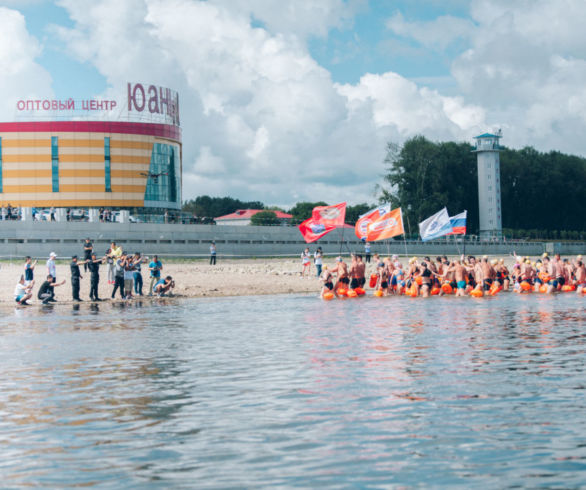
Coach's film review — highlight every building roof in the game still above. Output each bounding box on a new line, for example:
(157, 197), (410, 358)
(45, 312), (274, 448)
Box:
(474, 132), (500, 139)
(215, 209), (293, 220)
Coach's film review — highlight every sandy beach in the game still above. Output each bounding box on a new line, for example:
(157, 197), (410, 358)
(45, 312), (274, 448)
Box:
(3, 258), (325, 305)
(3, 254), (581, 307)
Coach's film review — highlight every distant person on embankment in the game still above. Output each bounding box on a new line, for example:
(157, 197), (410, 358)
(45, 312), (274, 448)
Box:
(210, 242), (217, 265)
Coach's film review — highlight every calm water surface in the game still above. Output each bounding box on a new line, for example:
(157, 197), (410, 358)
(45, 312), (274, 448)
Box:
(0, 293), (585, 488)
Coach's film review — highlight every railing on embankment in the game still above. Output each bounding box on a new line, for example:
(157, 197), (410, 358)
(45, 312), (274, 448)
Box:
(0, 221), (583, 259)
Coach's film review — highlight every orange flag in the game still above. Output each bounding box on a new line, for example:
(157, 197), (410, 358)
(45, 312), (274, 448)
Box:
(356, 205), (404, 242)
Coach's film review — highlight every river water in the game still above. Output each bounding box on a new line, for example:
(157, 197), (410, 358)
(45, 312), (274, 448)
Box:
(1, 293), (585, 488)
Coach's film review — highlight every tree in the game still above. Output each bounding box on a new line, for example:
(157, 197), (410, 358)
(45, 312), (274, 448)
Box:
(345, 203), (373, 224)
(182, 196), (265, 217)
(250, 210), (279, 226)
(380, 135), (586, 236)
(288, 201), (328, 223)
(379, 136), (477, 236)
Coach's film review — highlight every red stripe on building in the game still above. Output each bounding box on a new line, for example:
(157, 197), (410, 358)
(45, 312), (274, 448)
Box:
(0, 121), (182, 142)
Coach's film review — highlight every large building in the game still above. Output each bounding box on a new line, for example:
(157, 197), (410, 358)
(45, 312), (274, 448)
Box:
(473, 131), (502, 238)
(0, 82), (182, 212)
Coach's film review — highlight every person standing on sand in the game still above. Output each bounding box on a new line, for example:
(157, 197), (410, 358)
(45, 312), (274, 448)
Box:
(314, 247), (323, 278)
(364, 242), (371, 263)
(107, 241), (122, 284)
(133, 252), (145, 296)
(301, 248), (311, 277)
(24, 256), (37, 286)
(70, 255), (85, 301)
(87, 252), (104, 301)
(148, 255), (163, 296)
(46, 252), (57, 282)
(111, 253), (126, 299)
(123, 255), (135, 299)
(83, 238), (93, 272)
(210, 242), (217, 265)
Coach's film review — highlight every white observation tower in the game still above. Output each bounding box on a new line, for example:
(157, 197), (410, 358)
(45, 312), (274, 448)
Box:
(473, 131), (502, 239)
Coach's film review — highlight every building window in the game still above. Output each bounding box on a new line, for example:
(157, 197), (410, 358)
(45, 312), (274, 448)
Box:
(51, 136), (59, 192)
(144, 143), (179, 205)
(488, 186), (492, 191)
(0, 137), (3, 193)
(104, 137), (111, 192)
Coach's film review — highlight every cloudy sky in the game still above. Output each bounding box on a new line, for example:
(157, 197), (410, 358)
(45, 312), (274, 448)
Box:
(0, 0), (584, 207)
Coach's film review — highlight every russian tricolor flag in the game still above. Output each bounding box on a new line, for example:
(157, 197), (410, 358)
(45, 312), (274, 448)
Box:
(448, 210), (467, 235)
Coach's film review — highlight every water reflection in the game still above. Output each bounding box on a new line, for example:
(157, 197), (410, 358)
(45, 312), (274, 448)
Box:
(0, 293), (583, 487)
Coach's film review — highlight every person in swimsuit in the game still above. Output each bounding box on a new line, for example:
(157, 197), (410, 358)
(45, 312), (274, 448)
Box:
(575, 261), (585, 293)
(355, 255), (366, 288)
(376, 261), (390, 296)
(418, 259), (433, 298)
(334, 256), (350, 292)
(320, 266), (335, 299)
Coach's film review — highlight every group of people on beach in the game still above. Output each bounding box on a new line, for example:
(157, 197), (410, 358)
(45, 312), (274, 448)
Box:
(13, 239), (176, 305)
(317, 251), (586, 299)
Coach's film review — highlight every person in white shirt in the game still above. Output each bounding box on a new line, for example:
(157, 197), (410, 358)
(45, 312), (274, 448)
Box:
(314, 247), (323, 278)
(46, 252), (57, 281)
(14, 275), (33, 305)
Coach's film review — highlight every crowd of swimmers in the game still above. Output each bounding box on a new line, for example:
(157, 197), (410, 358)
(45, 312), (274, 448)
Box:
(317, 252), (586, 299)
(13, 239), (175, 305)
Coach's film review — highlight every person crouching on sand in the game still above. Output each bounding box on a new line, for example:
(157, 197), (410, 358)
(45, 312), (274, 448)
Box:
(14, 275), (33, 305)
(153, 276), (175, 296)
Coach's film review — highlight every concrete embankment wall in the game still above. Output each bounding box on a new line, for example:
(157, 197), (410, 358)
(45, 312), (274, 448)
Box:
(0, 221), (583, 259)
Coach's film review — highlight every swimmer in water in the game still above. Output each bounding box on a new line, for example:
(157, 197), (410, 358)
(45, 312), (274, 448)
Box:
(319, 265), (335, 299)
(334, 256), (349, 293)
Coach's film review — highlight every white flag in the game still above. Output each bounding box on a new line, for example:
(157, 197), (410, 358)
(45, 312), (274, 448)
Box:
(419, 207), (453, 241)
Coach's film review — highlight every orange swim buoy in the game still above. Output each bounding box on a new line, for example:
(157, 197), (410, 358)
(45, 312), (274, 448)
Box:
(338, 288), (348, 297)
(561, 285), (576, 292)
(323, 292), (334, 300)
(490, 285), (502, 296)
(415, 276), (423, 286)
(470, 289), (483, 297)
(431, 287), (440, 296)
(355, 287), (366, 296)
(539, 284), (548, 293)
(520, 281), (532, 292)
(441, 283), (453, 294)
(347, 289), (358, 298)
(374, 290), (383, 297)
(369, 274), (377, 288)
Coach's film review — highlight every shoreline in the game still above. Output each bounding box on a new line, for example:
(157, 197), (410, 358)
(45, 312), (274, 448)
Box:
(4, 256), (583, 310)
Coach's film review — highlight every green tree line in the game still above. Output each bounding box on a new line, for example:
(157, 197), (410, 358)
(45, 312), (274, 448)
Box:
(381, 135), (586, 236)
(182, 196), (374, 225)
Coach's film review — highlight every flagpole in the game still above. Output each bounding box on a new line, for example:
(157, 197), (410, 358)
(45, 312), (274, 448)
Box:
(401, 209), (408, 259)
(339, 225), (345, 257)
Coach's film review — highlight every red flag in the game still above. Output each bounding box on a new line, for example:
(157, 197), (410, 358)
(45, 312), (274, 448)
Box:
(312, 202), (346, 227)
(298, 218), (336, 243)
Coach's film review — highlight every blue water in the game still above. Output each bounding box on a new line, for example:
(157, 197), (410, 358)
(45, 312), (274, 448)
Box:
(0, 293), (585, 488)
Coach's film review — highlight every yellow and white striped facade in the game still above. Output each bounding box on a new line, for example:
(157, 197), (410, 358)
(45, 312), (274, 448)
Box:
(0, 121), (182, 209)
